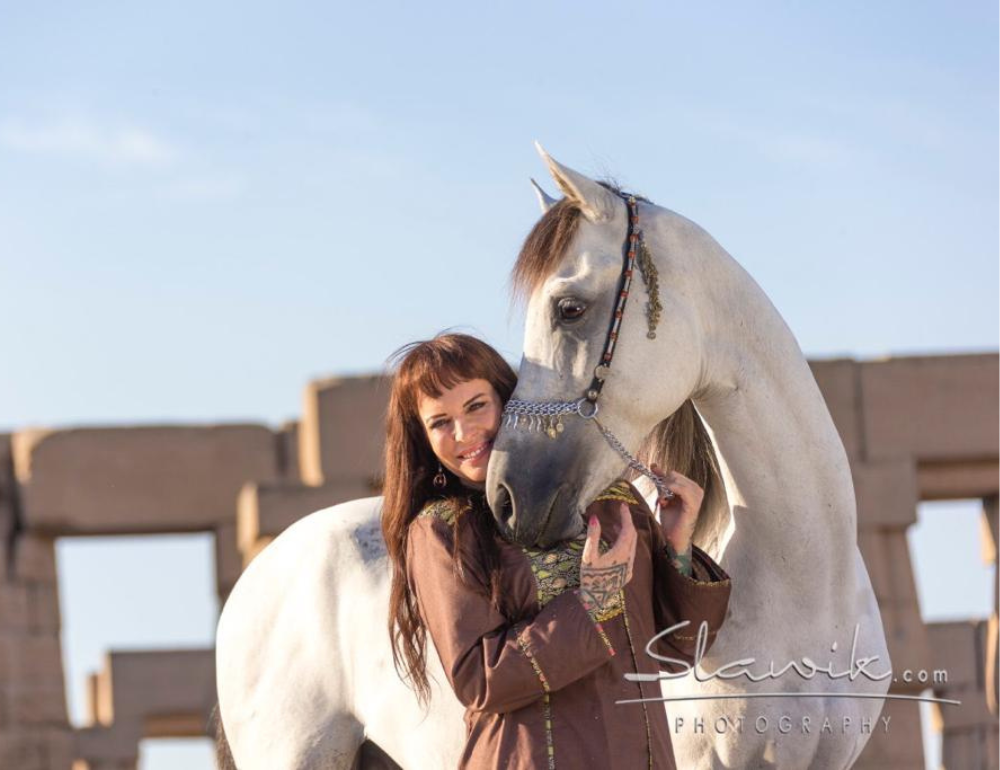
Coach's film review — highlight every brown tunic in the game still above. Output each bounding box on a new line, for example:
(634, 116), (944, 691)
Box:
(406, 481), (731, 770)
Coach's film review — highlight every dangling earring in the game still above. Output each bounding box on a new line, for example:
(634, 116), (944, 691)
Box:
(433, 463), (447, 489)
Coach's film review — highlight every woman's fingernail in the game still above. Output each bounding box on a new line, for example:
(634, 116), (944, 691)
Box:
(589, 514), (597, 528)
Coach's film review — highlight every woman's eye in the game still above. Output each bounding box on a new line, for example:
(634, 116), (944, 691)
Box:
(430, 419), (448, 430)
(468, 402), (485, 412)
(557, 297), (587, 322)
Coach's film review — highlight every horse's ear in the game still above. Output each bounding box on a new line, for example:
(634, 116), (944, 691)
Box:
(534, 141), (618, 222)
(529, 178), (558, 214)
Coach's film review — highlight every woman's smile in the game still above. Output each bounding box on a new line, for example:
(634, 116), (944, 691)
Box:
(457, 438), (493, 462)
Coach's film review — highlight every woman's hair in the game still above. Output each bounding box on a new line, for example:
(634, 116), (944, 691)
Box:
(383, 332), (517, 708)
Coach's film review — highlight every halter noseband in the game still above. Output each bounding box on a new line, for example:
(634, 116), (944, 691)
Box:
(502, 192), (672, 499)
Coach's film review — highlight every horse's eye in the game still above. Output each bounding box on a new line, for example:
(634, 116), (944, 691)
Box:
(557, 297), (587, 322)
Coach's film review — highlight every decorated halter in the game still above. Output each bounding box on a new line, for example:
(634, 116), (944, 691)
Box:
(502, 192), (673, 499)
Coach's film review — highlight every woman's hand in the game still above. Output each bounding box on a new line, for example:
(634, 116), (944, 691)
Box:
(651, 463), (704, 575)
(576, 503), (636, 618)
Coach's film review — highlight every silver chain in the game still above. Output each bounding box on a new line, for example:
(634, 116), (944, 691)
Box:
(594, 419), (673, 500)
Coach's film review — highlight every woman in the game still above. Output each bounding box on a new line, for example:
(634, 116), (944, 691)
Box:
(382, 333), (731, 770)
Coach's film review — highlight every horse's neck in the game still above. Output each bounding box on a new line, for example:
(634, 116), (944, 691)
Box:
(693, 258), (857, 582)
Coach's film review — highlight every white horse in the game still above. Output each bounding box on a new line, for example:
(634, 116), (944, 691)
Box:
(485, 146), (890, 768)
(215, 147), (889, 769)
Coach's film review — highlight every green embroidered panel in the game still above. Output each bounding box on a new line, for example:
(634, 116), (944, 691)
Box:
(520, 533), (623, 622)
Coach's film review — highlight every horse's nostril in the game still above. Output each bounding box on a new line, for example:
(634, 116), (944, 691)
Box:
(495, 484), (515, 525)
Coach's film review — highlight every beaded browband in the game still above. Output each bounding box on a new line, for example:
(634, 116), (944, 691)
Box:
(502, 192), (672, 498)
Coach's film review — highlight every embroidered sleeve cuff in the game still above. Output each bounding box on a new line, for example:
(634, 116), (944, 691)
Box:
(573, 589), (617, 657)
(655, 545), (731, 641)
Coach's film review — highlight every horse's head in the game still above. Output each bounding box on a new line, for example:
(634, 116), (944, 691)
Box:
(487, 146), (709, 548)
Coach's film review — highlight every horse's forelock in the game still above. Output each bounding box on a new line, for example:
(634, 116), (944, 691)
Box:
(509, 197), (584, 305)
(510, 179), (641, 306)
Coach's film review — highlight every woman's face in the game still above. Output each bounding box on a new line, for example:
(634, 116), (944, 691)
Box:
(417, 378), (503, 488)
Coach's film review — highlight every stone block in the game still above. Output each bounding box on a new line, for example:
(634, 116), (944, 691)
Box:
(214, 522), (241, 600)
(931, 690), (994, 731)
(852, 696), (924, 768)
(278, 420), (301, 482)
(927, 621), (981, 689)
(73, 761), (138, 770)
(808, 358), (863, 460)
(880, 603), (931, 689)
(0, 633), (66, 688)
(917, 459), (1000, 501)
(143, 712), (209, 738)
(7, 684), (69, 725)
(859, 354), (999, 462)
(939, 730), (982, 770)
(74, 721), (141, 764)
(100, 649), (215, 730)
(27, 583), (62, 635)
(12, 425), (280, 535)
(75, 761), (137, 770)
(12, 535), (57, 584)
(983, 496), (998, 567)
(19, 634), (64, 685)
(856, 529), (931, 684)
(857, 528), (920, 605)
(0, 634), (14, 682)
(0, 434), (15, 576)
(987, 613), (998, 716)
(0, 584), (31, 630)
(299, 375), (389, 486)
(0, 729), (48, 770)
(88, 668), (112, 727)
(853, 460), (918, 529)
(236, 480), (373, 556)
(43, 727), (75, 770)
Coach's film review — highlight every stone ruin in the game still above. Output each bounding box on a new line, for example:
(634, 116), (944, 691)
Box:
(0, 354), (996, 769)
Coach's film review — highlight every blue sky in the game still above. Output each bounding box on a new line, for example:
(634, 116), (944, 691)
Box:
(2, 2), (996, 768)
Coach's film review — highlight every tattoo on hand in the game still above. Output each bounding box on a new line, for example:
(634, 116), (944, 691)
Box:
(665, 543), (693, 577)
(579, 562), (628, 616)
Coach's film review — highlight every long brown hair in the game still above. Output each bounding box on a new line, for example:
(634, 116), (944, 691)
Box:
(383, 333), (517, 708)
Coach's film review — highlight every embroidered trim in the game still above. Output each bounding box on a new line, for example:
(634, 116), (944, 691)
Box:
(593, 480), (639, 505)
(621, 595), (654, 770)
(522, 535), (623, 621)
(592, 616), (617, 656)
(515, 628), (557, 769)
(416, 499), (460, 525)
(675, 572), (731, 588)
(541, 693), (555, 769)
(515, 629), (551, 694)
